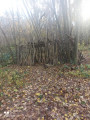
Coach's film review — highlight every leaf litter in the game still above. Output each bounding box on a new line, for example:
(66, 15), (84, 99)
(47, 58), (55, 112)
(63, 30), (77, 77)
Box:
(0, 64), (90, 120)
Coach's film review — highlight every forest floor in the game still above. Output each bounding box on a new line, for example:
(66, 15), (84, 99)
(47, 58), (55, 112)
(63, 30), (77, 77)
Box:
(0, 48), (90, 120)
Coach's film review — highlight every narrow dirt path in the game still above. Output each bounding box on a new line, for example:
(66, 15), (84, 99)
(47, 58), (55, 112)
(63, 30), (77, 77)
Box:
(82, 50), (90, 64)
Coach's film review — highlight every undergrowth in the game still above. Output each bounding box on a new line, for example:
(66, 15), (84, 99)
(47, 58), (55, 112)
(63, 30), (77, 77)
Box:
(60, 64), (90, 78)
(0, 67), (28, 91)
(78, 43), (90, 51)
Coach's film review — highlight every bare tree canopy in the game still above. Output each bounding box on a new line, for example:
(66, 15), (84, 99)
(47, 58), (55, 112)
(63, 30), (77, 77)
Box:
(0, 0), (90, 65)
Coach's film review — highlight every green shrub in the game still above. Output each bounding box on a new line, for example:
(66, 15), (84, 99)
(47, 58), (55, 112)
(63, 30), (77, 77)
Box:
(61, 64), (90, 78)
(0, 46), (16, 66)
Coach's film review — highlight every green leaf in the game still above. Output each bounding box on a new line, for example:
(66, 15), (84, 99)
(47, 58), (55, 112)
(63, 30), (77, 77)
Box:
(38, 95), (43, 100)
(14, 89), (18, 92)
(0, 92), (4, 96)
(81, 101), (86, 105)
